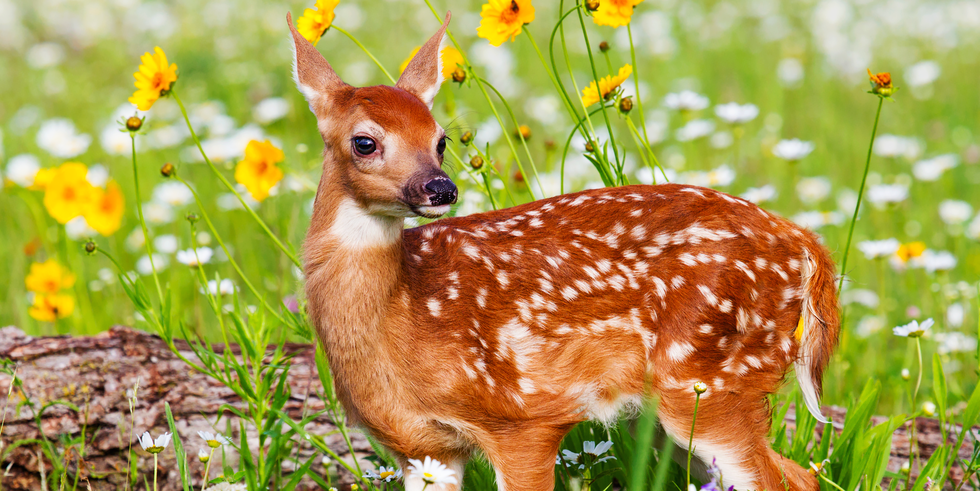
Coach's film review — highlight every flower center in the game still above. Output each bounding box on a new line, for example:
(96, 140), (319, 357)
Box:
(501, 1), (520, 22)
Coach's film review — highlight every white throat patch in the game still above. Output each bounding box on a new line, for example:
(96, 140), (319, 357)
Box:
(330, 198), (402, 249)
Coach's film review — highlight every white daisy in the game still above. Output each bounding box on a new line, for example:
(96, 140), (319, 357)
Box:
(857, 238), (900, 260)
(407, 456), (458, 487)
(36, 118), (92, 158)
(664, 90), (709, 111)
(364, 466), (403, 482)
(136, 254), (170, 275)
(65, 216), (97, 240)
(177, 247), (214, 267)
(772, 139), (814, 161)
(202, 279), (238, 296)
(675, 119), (715, 142)
(936, 331), (976, 355)
(912, 154), (958, 181)
(714, 102), (759, 124)
(796, 176), (832, 204)
(740, 185), (777, 204)
(197, 431), (232, 448)
(938, 200), (973, 226)
(153, 182), (194, 207)
(892, 318), (933, 338)
(873, 134), (921, 160)
(904, 61), (940, 88)
(4, 154), (41, 187)
(792, 211), (844, 230)
(153, 235), (179, 254)
(919, 250), (956, 273)
(866, 184), (909, 207)
(198, 448), (210, 462)
(138, 431), (172, 454)
(253, 97), (290, 125)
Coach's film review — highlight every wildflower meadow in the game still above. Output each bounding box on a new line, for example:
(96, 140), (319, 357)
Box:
(1, 0), (979, 490)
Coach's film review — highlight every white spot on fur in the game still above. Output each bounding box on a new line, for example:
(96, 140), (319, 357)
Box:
(427, 298), (441, 317)
(666, 341), (695, 362)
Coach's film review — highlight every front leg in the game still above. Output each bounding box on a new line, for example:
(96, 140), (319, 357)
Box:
(481, 425), (571, 491)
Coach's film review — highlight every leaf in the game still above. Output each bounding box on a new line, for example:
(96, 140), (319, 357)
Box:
(933, 354), (948, 427)
(164, 402), (191, 491)
(239, 421), (258, 490)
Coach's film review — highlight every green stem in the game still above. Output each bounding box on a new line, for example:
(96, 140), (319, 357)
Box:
(686, 392), (701, 488)
(627, 24), (654, 157)
(153, 453), (158, 491)
(476, 76), (543, 198)
(906, 337), (923, 490)
(525, 28), (581, 128)
(174, 176), (288, 325)
(129, 134), (164, 305)
(838, 97), (884, 293)
(576, 5), (623, 184)
(171, 91), (302, 269)
(202, 448), (215, 491)
(333, 26), (396, 84)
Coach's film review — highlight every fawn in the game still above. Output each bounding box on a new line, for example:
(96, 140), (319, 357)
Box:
(291, 12), (839, 491)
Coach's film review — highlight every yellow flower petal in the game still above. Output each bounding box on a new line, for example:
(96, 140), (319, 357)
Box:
(43, 162), (97, 224)
(83, 180), (125, 236)
(25, 259), (76, 294)
(29, 293), (75, 322)
(477, 0), (535, 47)
(592, 0), (644, 28)
(129, 47), (178, 111)
(235, 140), (285, 202)
(580, 64), (632, 107)
(296, 0), (339, 46)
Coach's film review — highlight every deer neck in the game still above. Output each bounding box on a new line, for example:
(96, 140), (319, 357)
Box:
(304, 167), (406, 352)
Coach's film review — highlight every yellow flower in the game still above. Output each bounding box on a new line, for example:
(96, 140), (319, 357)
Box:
(399, 46), (465, 81)
(29, 293), (75, 322)
(128, 47), (178, 111)
(477, 0), (536, 47)
(296, 0), (340, 46)
(235, 140), (285, 202)
(84, 180), (125, 236)
(580, 64), (632, 107)
(29, 168), (58, 191)
(592, 0), (644, 28)
(43, 162), (97, 224)
(896, 242), (926, 263)
(25, 259), (76, 294)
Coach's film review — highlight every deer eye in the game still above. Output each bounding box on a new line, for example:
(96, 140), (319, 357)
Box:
(436, 136), (447, 156)
(353, 137), (377, 156)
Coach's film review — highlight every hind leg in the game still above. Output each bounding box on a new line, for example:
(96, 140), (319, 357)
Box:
(657, 386), (817, 491)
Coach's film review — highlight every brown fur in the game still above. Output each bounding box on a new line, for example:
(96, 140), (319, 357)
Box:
(290, 13), (838, 491)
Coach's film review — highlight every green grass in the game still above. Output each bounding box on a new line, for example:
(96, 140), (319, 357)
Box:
(1, 0), (979, 489)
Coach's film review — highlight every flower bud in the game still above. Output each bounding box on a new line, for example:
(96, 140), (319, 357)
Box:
(599, 41), (610, 53)
(125, 116), (143, 132)
(922, 401), (936, 417)
(160, 163), (175, 178)
(693, 381), (707, 394)
(186, 213), (200, 224)
(469, 156), (484, 170)
(198, 448), (210, 463)
(84, 241), (98, 255)
(619, 96), (633, 114)
(513, 170), (524, 184)
(585, 0), (600, 12)
(515, 125), (531, 140)
(461, 131), (474, 145)
(452, 67), (466, 83)
(584, 141), (595, 153)
(901, 368), (910, 381)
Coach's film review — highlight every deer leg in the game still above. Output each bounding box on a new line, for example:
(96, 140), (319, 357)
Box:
(657, 388), (817, 491)
(481, 425), (570, 491)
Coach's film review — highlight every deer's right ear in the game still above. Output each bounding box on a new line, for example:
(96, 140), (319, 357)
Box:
(287, 12), (348, 114)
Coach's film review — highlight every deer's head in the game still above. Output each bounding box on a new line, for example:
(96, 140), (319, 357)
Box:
(288, 12), (456, 219)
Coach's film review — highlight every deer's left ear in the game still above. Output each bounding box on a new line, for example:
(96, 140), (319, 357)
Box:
(396, 12), (451, 109)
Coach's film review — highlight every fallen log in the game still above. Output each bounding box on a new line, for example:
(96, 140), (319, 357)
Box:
(0, 326), (975, 490)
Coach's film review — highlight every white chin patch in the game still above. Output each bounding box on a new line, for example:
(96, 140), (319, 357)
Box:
(416, 204), (451, 218)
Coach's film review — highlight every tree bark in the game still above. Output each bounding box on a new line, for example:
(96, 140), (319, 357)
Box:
(0, 326), (370, 491)
(0, 326), (975, 490)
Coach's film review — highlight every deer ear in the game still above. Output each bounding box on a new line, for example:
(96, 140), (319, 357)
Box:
(396, 12), (451, 109)
(287, 12), (348, 114)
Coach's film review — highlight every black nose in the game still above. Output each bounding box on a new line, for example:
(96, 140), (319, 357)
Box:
(423, 177), (458, 206)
